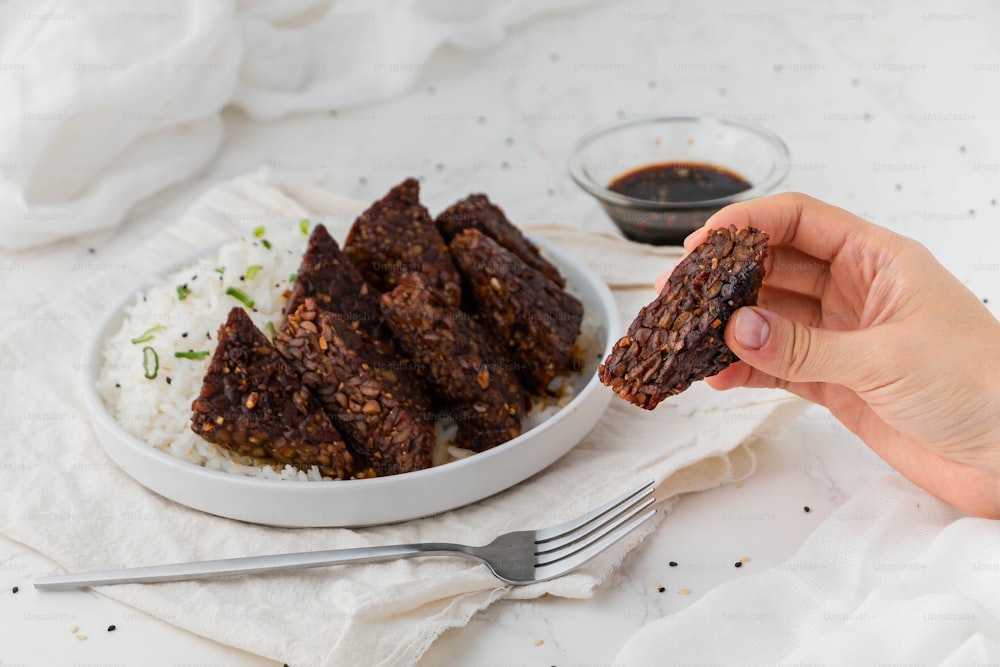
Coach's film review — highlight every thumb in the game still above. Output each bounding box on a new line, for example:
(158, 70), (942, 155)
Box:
(725, 306), (871, 387)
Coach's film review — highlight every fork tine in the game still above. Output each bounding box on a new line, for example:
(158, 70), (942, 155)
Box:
(535, 480), (655, 542)
(537, 486), (655, 554)
(532, 506), (657, 582)
(537, 494), (655, 557)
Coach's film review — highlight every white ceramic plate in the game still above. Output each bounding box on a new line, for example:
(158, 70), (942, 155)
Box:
(81, 237), (619, 527)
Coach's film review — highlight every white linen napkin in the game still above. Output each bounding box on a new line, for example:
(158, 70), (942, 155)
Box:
(614, 474), (1000, 666)
(0, 173), (799, 666)
(0, 0), (600, 250)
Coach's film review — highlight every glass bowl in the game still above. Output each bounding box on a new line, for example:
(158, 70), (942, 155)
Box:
(568, 116), (790, 245)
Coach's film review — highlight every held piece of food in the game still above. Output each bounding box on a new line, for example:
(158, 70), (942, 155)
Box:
(380, 273), (525, 451)
(599, 225), (769, 409)
(275, 298), (435, 476)
(435, 194), (565, 287)
(190, 307), (355, 479)
(286, 223), (386, 341)
(344, 178), (462, 307)
(449, 229), (583, 392)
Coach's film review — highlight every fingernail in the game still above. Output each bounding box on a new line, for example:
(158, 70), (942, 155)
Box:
(734, 308), (769, 350)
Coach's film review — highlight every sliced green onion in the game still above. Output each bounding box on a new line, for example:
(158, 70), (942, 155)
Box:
(214, 266), (226, 275)
(245, 264), (263, 280)
(142, 346), (158, 380)
(130, 325), (164, 345)
(299, 218), (310, 235)
(176, 284), (191, 300)
(253, 225), (266, 238)
(225, 287), (255, 308)
(261, 239), (272, 250)
(288, 273), (297, 283)
(174, 350), (210, 360)
(265, 321), (277, 339)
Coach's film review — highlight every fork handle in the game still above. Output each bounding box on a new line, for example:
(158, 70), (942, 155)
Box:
(34, 543), (472, 590)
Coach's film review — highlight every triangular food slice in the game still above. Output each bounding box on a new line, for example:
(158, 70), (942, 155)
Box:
(436, 194), (565, 287)
(449, 229), (583, 393)
(599, 225), (768, 409)
(190, 307), (355, 479)
(380, 273), (526, 451)
(344, 178), (462, 307)
(276, 298), (435, 476)
(286, 223), (386, 340)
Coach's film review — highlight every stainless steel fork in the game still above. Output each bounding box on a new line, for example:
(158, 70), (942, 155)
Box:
(34, 481), (657, 590)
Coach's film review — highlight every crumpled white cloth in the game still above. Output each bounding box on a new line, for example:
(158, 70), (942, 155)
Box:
(615, 474), (1000, 666)
(0, 0), (598, 249)
(0, 173), (799, 666)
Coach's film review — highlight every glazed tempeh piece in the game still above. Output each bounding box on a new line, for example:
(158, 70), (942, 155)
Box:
(449, 229), (583, 392)
(286, 223), (386, 341)
(380, 273), (525, 451)
(435, 194), (565, 287)
(344, 178), (462, 307)
(599, 225), (769, 409)
(275, 298), (435, 476)
(190, 307), (355, 479)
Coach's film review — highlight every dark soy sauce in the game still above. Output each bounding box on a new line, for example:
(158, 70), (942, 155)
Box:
(608, 162), (752, 203)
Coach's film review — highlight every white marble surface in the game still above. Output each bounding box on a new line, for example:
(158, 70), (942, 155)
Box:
(2, 0), (999, 665)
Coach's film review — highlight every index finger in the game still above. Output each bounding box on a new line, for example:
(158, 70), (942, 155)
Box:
(682, 192), (879, 261)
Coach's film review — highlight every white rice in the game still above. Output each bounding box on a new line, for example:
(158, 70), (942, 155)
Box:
(96, 222), (598, 481)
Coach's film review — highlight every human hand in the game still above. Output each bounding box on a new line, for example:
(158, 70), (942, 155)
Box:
(662, 193), (1000, 518)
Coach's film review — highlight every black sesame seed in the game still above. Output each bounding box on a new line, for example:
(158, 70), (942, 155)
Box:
(240, 275), (245, 281)
(107, 624), (116, 632)
(165, 377), (172, 385)
(960, 145), (967, 153)
(181, 332), (188, 338)
(657, 586), (665, 593)
(88, 248), (96, 254)
(669, 561), (678, 567)
(983, 297), (989, 304)
(803, 506), (811, 513)
(115, 383), (121, 388)
(206, 332), (211, 340)
(12, 586), (18, 593)
(734, 561), (742, 568)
